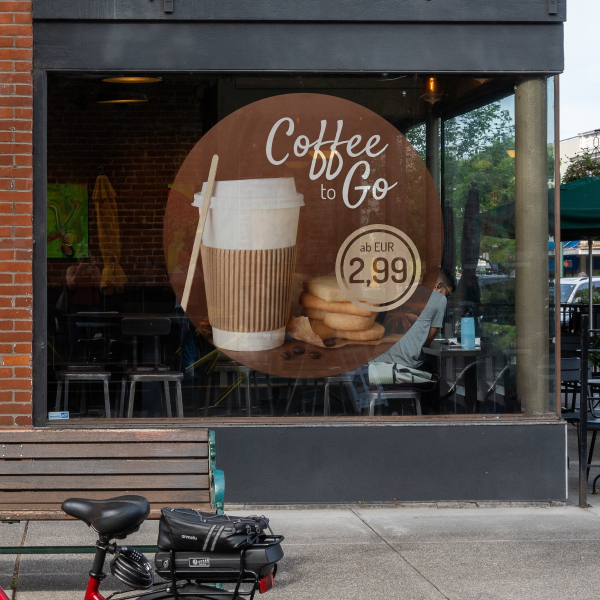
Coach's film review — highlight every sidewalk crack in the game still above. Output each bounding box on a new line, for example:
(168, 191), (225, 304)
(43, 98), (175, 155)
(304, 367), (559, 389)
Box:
(350, 509), (451, 600)
(11, 521), (28, 600)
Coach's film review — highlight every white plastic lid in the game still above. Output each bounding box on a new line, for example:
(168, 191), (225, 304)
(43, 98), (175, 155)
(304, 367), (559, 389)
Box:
(193, 177), (304, 210)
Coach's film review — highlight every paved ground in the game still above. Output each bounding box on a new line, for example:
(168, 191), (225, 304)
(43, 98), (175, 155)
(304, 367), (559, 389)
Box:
(1, 425), (600, 600)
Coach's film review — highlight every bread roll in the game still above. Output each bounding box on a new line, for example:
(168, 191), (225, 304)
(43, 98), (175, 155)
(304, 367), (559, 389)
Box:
(310, 319), (385, 342)
(334, 322), (385, 341)
(299, 291), (374, 317)
(309, 319), (336, 340)
(323, 311), (377, 331)
(303, 276), (348, 302)
(302, 307), (326, 321)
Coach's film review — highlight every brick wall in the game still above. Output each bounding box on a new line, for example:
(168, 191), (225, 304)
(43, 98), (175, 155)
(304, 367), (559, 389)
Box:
(0, 1), (32, 427)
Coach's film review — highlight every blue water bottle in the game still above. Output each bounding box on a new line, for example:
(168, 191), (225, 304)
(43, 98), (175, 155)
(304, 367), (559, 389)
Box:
(461, 307), (476, 350)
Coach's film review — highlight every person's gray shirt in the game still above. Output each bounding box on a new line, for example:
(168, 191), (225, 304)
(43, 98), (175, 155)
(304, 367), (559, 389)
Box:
(376, 291), (447, 369)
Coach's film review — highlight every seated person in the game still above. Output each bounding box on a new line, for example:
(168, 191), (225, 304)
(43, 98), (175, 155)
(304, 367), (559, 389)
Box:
(370, 267), (456, 378)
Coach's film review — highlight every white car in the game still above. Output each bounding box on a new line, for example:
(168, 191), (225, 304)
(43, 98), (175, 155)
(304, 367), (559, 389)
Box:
(560, 276), (600, 304)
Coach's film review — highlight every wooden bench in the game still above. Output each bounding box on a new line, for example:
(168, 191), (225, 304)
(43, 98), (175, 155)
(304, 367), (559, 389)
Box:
(0, 427), (224, 521)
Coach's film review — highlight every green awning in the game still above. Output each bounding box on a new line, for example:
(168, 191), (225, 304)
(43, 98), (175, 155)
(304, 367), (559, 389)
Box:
(477, 177), (600, 242)
(560, 176), (600, 241)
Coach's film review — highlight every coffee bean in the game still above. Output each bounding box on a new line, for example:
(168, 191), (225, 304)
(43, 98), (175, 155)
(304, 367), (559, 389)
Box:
(323, 339), (336, 347)
(292, 345), (305, 355)
(281, 350), (291, 360)
(308, 351), (322, 359)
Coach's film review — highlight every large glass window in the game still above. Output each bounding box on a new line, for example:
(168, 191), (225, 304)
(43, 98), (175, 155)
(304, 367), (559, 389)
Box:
(44, 73), (555, 421)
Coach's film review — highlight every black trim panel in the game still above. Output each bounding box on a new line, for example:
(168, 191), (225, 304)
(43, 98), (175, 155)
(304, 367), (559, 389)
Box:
(34, 22), (564, 74)
(33, 0), (566, 23)
(213, 422), (567, 503)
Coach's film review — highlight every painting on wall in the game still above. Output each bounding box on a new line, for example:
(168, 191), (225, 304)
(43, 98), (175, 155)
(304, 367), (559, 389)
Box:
(47, 184), (88, 258)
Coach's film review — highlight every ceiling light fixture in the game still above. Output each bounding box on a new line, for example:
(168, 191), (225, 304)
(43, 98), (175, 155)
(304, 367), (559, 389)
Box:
(102, 76), (162, 84)
(97, 91), (149, 104)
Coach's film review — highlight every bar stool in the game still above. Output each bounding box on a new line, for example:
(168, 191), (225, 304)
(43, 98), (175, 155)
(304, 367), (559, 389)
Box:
(55, 367), (112, 418)
(118, 317), (184, 418)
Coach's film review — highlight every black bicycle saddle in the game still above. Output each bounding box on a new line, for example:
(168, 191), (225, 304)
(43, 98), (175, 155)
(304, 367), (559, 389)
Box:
(62, 495), (150, 538)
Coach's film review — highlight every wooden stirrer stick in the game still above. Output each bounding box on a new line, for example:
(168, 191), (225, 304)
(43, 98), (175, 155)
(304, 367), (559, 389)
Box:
(181, 154), (219, 313)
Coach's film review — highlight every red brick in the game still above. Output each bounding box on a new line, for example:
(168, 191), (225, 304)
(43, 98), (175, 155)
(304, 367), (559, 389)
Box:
(15, 414), (31, 426)
(0, 37), (15, 48)
(0, 258), (30, 270)
(14, 390), (30, 402)
(13, 273), (32, 283)
(0, 74), (31, 85)
(0, 249), (13, 259)
(13, 343), (29, 353)
(0, 14), (14, 24)
(13, 154), (31, 166)
(13, 13), (32, 24)
(0, 2), (33, 11)
(14, 83), (31, 95)
(14, 320), (31, 331)
(0, 24), (32, 37)
(13, 296), (30, 307)
(0, 330), (31, 344)
(15, 203), (31, 213)
(14, 36), (31, 48)
(0, 285), (30, 295)
(14, 249), (30, 259)
(0, 315), (30, 329)
(14, 62), (31, 73)
(0, 296), (12, 306)
(0, 48), (31, 60)
(0, 190), (31, 201)
(0, 273), (12, 283)
(0, 366), (12, 378)
(13, 131), (31, 143)
(0, 390), (10, 401)
(0, 415), (14, 426)
(13, 366), (30, 377)
(0, 331), (29, 342)
(4, 378), (31, 389)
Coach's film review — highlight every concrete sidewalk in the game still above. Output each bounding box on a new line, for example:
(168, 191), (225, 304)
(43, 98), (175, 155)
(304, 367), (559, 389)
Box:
(1, 426), (600, 600)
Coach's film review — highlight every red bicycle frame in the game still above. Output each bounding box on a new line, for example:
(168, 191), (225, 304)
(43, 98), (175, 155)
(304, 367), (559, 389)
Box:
(84, 576), (105, 600)
(0, 585), (10, 600)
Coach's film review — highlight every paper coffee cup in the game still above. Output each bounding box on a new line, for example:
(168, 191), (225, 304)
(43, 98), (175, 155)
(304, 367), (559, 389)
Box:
(194, 178), (304, 351)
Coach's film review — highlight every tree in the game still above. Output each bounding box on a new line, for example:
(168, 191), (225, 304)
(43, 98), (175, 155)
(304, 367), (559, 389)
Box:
(562, 151), (600, 183)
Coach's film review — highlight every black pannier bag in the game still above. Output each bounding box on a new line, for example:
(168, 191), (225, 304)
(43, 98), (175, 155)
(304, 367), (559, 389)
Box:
(158, 508), (270, 553)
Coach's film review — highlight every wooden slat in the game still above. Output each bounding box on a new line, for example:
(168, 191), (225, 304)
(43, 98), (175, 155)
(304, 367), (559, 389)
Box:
(0, 490), (210, 503)
(0, 474), (209, 490)
(0, 442), (207, 459)
(0, 428), (208, 443)
(0, 459), (207, 475)
(0, 504), (214, 521)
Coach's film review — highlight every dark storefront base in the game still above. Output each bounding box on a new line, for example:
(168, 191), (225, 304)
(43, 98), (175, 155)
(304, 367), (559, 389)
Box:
(214, 421), (566, 504)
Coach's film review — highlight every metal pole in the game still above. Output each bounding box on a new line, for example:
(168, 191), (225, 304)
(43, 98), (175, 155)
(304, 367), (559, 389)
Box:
(554, 75), (562, 416)
(589, 238), (594, 329)
(579, 314), (589, 507)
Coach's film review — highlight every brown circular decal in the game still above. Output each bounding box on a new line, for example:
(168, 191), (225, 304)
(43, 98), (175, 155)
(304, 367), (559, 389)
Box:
(164, 93), (442, 379)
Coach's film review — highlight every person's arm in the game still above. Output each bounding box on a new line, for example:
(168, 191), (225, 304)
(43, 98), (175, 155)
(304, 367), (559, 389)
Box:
(424, 327), (439, 347)
(65, 264), (80, 289)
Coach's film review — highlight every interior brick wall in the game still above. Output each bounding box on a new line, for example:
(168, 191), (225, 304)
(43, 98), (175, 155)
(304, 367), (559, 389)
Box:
(0, 0), (32, 427)
(46, 77), (205, 289)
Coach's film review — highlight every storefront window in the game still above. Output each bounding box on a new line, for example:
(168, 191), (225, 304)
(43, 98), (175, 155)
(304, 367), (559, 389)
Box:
(44, 73), (555, 421)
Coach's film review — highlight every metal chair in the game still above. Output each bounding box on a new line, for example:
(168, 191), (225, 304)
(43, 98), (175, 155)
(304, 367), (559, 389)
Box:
(55, 366), (112, 418)
(118, 317), (184, 418)
(561, 357), (581, 412)
(347, 366), (422, 416)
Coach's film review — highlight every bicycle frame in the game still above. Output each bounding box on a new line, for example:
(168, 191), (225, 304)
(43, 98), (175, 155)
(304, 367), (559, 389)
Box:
(0, 585), (10, 600)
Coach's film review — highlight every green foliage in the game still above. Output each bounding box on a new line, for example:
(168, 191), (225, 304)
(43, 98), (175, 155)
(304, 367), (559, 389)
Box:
(562, 151), (600, 183)
(443, 102), (515, 271)
(573, 287), (600, 305)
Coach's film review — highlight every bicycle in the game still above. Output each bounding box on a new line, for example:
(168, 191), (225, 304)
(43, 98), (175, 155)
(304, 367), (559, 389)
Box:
(0, 495), (283, 600)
